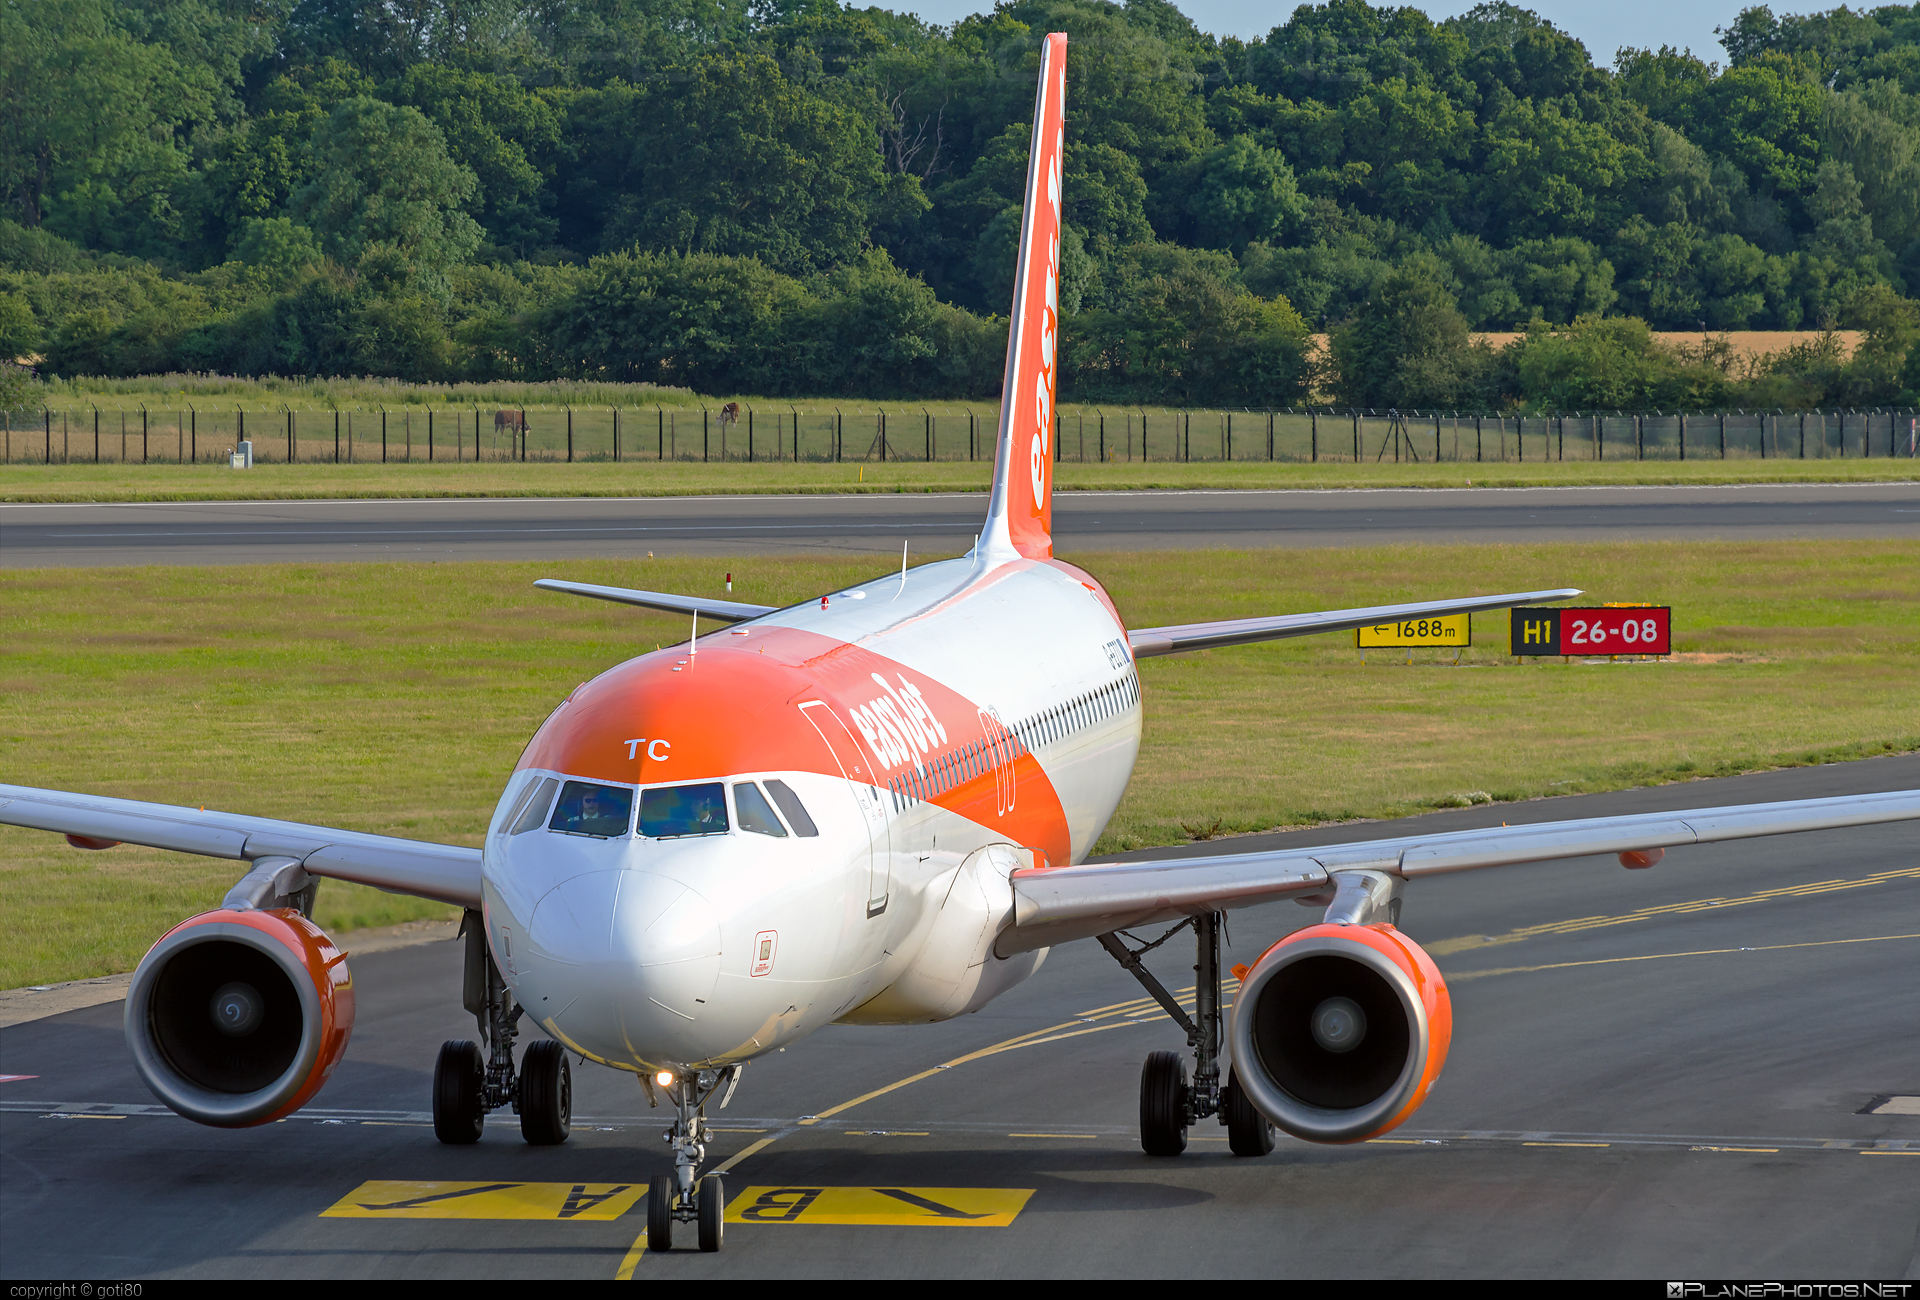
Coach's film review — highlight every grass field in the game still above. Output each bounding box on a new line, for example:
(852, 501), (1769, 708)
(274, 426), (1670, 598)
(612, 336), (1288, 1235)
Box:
(3, 456), (1915, 504)
(2, 540), (1915, 987)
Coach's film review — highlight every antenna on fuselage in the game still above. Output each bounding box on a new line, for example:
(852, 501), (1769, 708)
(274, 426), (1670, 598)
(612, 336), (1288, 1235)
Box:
(896, 540), (908, 598)
(690, 606), (698, 663)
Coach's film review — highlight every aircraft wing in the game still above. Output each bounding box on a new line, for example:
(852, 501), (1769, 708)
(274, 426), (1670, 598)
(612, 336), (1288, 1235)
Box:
(996, 789), (1920, 954)
(0, 783), (482, 908)
(534, 579), (776, 623)
(1127, 588), (1582, 657)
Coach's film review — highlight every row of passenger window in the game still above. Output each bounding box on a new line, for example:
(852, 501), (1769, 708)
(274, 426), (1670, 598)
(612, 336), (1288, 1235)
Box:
(499, 775), (819, 841)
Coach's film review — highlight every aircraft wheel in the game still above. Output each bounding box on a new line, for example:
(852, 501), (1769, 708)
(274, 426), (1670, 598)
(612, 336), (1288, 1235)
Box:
(1223, 1067), (1275, 1157)
(1139, 1050), (1189, 1157)
(647, 1175), (675, 1252)
(698, 1174), (725, 1252)
(519, 1040), (571, 1146)
(432, 1040), (484, 1145)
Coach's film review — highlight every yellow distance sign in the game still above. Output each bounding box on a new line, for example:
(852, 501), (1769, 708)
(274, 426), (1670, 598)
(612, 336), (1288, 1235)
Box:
(725, 1186), (1034, 1227)
(322, 1180), (646, 1220)
(1355, 613), (1470, 648)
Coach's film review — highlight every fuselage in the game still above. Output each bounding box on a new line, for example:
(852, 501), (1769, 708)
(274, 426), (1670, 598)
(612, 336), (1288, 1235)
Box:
(480, 551), (1143, 1076)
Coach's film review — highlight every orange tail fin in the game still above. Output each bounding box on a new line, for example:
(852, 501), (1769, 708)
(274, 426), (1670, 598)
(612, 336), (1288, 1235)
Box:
(980, 32), (1067, 562)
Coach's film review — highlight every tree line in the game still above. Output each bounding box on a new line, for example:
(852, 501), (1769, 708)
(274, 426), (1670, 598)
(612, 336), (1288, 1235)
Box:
(0, 0), (1917, 410)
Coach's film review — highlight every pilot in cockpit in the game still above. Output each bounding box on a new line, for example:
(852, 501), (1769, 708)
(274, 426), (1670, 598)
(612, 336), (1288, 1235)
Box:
(689, 790), (726, 832)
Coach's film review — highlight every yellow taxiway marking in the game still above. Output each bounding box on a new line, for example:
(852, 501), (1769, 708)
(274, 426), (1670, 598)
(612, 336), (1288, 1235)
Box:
(1691, 1146), (1780, 1153)
(323, 1180), (644, 1221)
(1431, 867), (1920, 956)
(615, 975), (1235, 1272)
(1861, 1149), (1920, 1156)
(1450, 931), (1920, 982)
(1523, 1142), (1611, 1148)
(725, 1186), (1033, 1227)
(712, 1137), (779, 1175)
(613, 1201), (650, 1282)
(1008, 1132), (1098, 1139)
(800, 981), (1241, 1128)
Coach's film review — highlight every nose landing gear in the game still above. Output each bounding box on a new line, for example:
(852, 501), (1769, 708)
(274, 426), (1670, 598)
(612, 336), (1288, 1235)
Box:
(645, 1064), (742, 1253)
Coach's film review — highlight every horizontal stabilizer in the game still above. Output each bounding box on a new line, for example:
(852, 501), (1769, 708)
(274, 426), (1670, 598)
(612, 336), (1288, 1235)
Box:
(1128, 587), (1582, 657)
(997, 788), (1920, 954)
(0, 784), (482, 908)
(534, 579), (775, 623)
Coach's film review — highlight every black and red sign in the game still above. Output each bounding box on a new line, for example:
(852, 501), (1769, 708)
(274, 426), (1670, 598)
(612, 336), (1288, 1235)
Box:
(1510, 607), (1672, 656)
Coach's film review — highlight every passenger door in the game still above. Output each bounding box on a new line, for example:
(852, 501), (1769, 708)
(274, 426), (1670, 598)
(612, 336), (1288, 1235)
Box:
(798, 701), (891, 916)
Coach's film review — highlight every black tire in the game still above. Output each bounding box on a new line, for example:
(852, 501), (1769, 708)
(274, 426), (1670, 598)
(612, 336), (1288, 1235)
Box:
(1139, 1049), (1189, 1157)
(697, 1174), (725, 1252)
(1224, 1068), (1275, 1157)
(519, 1040), (571, 1146)
(647, 1175), (676, 1253)
(433, 1039), (485, 1145)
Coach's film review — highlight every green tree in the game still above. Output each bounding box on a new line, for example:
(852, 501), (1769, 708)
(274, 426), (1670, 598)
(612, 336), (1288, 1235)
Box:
(1327, 262), (1477, 407)
(232, 217), (324, 290)
(606, 53), (908, 274)
(387, 63), (564, 256)
(1157, 135), (1304, 255)
(0, 0), (212, 250)
(535, 249), (809, 390)
(0, 290), (43, 359)
(1510, 315), (1728, 411)
(1066, 242), (1311, 405)
(1684, 61), (1825, 200)
(289, 96), (484, 283)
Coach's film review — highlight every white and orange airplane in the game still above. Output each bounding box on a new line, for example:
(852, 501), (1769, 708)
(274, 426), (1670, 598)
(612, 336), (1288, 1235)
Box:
(6, 32), (1919, 1256)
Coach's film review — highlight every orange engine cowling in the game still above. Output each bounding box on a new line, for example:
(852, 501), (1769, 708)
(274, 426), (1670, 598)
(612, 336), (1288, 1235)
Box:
(124, 908), (355, 1127)
(1228, 922), (1451, 1144)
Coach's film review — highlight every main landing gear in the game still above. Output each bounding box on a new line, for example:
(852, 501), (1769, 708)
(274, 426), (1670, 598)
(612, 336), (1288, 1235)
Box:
(645, 1064), (743, 1253)
(433, 912), (571, 1146)
(1099, 912), (1274, 1158)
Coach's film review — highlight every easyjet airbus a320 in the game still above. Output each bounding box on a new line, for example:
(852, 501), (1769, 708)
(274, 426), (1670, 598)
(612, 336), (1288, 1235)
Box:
(7, 32), (1919, 1256)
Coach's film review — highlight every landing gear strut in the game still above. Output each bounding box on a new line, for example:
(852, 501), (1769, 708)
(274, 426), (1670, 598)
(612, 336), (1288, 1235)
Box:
(1100, 911), (1273, 1158)
(645, 1064), (742, 1253)
(433, 910), (569, 1146)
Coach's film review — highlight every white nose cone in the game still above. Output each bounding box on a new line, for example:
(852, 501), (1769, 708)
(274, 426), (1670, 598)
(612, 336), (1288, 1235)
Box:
(518, 870), (723, 1066)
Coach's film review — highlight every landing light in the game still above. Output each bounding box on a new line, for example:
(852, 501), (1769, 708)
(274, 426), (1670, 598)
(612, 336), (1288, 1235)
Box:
(656, 1070), (675, 1088)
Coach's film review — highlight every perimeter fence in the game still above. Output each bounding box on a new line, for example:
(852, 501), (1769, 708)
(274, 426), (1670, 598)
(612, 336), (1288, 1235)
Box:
(4, 404), (1917, 465)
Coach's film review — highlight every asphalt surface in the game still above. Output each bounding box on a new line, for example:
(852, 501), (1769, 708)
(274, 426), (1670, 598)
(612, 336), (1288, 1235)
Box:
(4, 755), (1917, 1278)
(5, 482), (1919, 566)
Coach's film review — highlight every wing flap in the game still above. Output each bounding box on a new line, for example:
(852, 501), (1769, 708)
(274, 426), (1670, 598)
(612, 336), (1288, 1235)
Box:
(533, 579), (775, 623)
(1128, 588), (1582, 658)
(1002, 789), (1920, 953)
(0, 784), (482, 909)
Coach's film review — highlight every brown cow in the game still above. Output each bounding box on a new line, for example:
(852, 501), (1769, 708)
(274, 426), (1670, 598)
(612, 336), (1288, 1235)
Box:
(718, 402), (740, 427)
(494, 409), (526, 433)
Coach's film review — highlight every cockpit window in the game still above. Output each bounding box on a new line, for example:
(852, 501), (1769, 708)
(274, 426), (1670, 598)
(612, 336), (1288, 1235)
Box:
(509, 777), (559, 835)
(763, 779), (819, 837)
(639, 782), (730, 838)
(733, 782), (787, 838)
(548, 780), (634, 838)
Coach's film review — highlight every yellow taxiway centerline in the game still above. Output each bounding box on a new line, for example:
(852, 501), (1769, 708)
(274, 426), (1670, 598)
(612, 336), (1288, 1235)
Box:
(1449, 931), (1920, 982)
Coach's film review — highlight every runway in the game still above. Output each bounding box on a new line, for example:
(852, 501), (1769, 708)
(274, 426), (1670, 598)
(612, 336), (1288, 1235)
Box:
(4, 755), (1917, 1278)
(5, 482), (1918, 565)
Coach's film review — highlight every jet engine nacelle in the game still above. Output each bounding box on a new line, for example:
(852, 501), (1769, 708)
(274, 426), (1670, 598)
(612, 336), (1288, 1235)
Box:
(840, 844), (1046, 1024)
(1229, 922), (1451, 1144)
(125, 908), (355, 1126)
